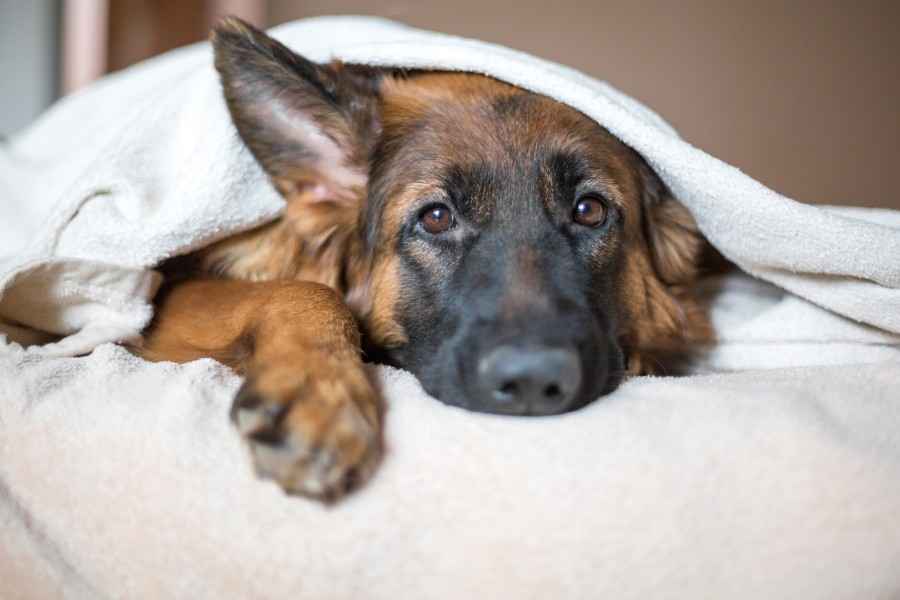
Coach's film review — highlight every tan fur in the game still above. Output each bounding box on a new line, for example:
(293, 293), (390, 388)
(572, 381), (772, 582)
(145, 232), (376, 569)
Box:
(199, 185), (367, 292)
(140, 279), (380, 499)
(362, 254), (408, 348)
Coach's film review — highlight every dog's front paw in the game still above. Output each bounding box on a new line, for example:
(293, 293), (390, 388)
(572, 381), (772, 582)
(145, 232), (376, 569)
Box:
(231, 360), (381, 501)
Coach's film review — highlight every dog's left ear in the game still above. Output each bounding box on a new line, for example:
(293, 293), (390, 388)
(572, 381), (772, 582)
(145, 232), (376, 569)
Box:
(211, 17), (382, 204)
(638, 161), (705, 286)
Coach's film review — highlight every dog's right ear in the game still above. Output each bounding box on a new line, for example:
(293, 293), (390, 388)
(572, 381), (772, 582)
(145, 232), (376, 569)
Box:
(211, 17), (382, 204)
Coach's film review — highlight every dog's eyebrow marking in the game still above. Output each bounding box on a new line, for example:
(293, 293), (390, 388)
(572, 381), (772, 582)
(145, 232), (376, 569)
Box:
(542, 150), (625, 212)
(547, 150), (585, 189)
(439, 163), (495, 223)
(378, 181), (443, 242)
(579, 176), (624, 206)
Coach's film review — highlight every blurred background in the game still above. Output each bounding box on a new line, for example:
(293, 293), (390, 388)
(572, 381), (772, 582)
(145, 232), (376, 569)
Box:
(1, 0), (897, 209)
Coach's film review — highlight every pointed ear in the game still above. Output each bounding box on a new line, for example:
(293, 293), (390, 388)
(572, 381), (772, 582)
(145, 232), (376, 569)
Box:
(638, 160), (705, 286)
(211, 17), (382, 203)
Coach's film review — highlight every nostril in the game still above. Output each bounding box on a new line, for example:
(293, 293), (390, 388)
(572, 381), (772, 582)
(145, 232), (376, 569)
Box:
(492, 380), (519, 404)
(543, 383), (562, 399)
(499, 381), (519, 396)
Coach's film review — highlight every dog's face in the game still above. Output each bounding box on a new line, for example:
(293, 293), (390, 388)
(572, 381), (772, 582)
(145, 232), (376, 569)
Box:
(364, 74), (644, 414)
(213, 20), (709, 415)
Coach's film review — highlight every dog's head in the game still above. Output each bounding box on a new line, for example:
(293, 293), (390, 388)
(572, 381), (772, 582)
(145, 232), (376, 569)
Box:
(212, 19), (711, 415)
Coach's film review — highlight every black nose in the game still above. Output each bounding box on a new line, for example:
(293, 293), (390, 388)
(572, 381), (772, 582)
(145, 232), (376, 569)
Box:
(476, 345), (582, 415)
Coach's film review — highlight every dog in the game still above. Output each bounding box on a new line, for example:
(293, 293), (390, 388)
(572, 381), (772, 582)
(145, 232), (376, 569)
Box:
(138, 18), (713, 500)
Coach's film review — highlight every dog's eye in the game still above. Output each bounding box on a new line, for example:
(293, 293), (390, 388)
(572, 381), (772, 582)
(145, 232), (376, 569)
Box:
(572, 196), (608, 228)
(418, 203), (455, 234)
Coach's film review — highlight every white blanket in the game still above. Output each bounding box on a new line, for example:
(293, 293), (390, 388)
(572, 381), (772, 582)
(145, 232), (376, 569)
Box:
(1, 16), (900, 599)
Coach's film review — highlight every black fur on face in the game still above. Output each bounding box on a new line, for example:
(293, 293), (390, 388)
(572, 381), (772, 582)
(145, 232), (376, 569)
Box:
(212, 19), (708, 416)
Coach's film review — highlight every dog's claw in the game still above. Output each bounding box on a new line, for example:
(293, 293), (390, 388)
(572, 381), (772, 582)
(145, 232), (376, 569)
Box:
(232, 364), (381, 500)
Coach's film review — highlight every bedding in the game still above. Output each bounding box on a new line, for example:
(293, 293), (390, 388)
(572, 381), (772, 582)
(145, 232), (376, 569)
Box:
(1, 16), (899, 599)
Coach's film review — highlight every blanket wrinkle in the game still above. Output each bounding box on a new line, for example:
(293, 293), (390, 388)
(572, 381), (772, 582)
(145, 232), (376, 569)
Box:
(0, 474), (104, 600)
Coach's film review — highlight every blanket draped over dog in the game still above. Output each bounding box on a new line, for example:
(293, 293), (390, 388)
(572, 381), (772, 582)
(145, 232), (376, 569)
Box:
(1, 17), (899, 599)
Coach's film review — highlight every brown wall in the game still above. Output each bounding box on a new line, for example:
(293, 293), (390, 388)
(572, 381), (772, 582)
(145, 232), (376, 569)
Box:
(270, 0), (900, 210)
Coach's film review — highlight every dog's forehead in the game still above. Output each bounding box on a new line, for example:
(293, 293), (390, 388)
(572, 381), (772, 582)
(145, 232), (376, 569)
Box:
(381, 73), (612, 157)
(368, 72), (644, 242)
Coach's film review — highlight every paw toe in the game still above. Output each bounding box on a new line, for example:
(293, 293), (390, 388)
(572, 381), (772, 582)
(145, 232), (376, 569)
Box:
(233, 378), (381, 500)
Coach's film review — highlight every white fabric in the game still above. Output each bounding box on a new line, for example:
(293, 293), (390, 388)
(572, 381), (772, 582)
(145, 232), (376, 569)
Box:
(1, 16), (900, 599)
(2, 278), (900, 599)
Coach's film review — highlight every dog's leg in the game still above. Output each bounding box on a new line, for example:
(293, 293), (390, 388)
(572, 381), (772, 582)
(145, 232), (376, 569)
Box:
(140, 279), (381, 500)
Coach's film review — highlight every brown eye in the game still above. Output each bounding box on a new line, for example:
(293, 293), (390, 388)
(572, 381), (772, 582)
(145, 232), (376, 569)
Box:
(572, 196), (608, 228)
(419, 203), (455, 234)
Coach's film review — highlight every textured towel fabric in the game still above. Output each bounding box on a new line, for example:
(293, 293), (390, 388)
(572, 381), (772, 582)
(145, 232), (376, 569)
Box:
(1, 16), (900, 600)
(2, 299), (900, 599)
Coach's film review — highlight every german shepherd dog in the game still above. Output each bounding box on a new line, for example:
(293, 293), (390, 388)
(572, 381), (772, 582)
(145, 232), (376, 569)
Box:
(140, 18), (712, 500)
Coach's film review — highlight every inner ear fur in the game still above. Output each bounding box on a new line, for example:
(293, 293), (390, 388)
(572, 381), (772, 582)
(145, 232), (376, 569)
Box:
(208, 18), (390, 300)
(212, 17), (383, 201)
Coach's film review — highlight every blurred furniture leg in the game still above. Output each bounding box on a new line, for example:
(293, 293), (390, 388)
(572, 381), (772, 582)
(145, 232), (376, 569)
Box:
(61, 0), (267, 96)
(61, 0), (109, 94)
(208, 0), (267, 26)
